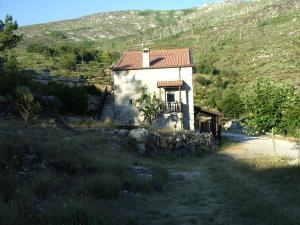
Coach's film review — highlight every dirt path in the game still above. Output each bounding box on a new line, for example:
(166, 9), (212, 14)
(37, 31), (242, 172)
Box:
(223, 132), (299, 163)
(139, 162), (231, 225)
(138, 134), (300, 225)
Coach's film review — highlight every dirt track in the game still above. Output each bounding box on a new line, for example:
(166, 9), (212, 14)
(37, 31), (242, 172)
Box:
(223, 132), (300, 163)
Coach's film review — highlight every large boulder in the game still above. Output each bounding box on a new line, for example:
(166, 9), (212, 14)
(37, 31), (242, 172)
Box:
(129, 128), (149, 143)
(224, 119), (243, 133)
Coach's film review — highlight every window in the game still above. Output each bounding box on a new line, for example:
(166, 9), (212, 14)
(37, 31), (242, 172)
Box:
(129, 99), (133, 105)
(167, 93), (175, 102)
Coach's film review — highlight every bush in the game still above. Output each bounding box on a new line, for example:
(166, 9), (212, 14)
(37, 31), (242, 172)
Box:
(280, 93), (300, 136)
(59, 53), (77, 70)
(195, 76), (212, 86)
(242, 79), (296, 135)
(219, 88), (244, 119)
(0, 73), (29, 94)
(15, 86), (41, 125)
(31, 82), (88, 115)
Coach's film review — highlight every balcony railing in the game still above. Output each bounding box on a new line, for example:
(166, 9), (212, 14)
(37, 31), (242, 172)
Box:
(159, 102), (183, 113)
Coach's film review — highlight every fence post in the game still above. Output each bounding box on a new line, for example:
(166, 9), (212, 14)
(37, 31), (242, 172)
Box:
(272, 128), (276, 157)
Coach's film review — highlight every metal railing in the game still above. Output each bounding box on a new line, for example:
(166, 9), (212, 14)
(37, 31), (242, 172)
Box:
(159, 102), (183, 113)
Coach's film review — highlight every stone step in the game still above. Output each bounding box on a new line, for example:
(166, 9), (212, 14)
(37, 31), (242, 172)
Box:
(99, 95), (115, 120)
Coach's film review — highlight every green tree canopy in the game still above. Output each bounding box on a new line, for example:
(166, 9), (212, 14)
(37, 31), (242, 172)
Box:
(242, 79), (295, 134)
(0, 15), (22, 51)
(219, 88), (244, 119)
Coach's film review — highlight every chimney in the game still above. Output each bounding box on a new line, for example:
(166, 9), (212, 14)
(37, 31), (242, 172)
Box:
(142, 48), (150, 68)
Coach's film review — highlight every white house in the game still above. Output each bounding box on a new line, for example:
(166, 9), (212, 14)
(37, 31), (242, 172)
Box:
(112, 48), (194, 130)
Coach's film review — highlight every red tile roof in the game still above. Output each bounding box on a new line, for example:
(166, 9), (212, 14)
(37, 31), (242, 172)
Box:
(157, 80), (184, 87)
(113, 48), (192, 71)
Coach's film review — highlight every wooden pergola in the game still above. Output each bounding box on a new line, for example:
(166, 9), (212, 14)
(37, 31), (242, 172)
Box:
(194, 106), (222, 140)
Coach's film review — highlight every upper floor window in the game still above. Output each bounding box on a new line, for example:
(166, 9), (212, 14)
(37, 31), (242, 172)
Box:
(167, 93), (175, 102)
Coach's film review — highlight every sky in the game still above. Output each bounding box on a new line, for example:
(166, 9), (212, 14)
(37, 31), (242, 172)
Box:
(0, 0), (216, 26)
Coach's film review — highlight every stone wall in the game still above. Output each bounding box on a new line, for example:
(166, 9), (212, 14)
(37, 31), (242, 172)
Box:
(116, 128), (217, 156)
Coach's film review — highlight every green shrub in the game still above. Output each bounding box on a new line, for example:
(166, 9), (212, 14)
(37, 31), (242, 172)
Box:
(195, 76), (212, 86)
(219, 88), (244, 119)
(242, 79), (296, 135)
(280, 93), (300, 136)
(31, 82), (88, 115)
(15, 86), (41, 125)
(59, 53), (77, 70)
(0, 73), (29, 94)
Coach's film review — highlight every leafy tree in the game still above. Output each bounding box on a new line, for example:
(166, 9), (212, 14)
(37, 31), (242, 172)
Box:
(15, 86), (41, 125)
(135, 86), (160, 125)
(219, 88), (244, 119)
(280, 93), (300, 136)
(98, 51), (112, 65)
(242, 79), (294, 134)
(0, 15), (22, 51)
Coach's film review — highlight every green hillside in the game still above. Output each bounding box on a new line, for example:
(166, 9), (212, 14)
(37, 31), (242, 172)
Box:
(13, 0), (300, 106)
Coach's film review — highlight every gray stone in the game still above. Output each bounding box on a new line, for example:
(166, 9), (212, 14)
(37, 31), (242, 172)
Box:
(224, 119), (243, 133)
(129, 128), (149, 143)
(131, 166), (153, 180)
(117, 129), (129, 137)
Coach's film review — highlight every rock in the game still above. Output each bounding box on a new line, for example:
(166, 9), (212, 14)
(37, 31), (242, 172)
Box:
(116, 129), (129, 137)
(129, 128), (149, 143)
(224, 119), (243, 133)
(137, 143), (146, 154)
(131, 166), (153, 180)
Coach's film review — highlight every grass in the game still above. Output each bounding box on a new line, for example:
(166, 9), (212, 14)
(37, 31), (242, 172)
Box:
(1, 119), (300, 224)
(0, 119), (168, 225)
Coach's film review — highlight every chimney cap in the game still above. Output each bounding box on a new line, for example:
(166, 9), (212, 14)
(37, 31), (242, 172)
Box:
(143, 48), (150, 52)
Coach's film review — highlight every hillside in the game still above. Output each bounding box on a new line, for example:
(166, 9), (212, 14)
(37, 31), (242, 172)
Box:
(14, 0), (300, 106)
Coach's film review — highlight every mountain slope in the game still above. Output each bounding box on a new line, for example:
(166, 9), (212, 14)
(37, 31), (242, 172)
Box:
(15, 0), (300, 105)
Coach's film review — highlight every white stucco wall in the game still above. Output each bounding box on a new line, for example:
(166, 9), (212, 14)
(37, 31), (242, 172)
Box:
(113, 67), (194, 130)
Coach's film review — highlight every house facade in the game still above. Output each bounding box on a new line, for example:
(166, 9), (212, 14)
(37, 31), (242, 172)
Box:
(112, 48), (194, 130)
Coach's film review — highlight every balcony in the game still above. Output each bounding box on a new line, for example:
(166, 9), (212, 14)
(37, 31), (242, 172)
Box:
(159, 102), (183, 113)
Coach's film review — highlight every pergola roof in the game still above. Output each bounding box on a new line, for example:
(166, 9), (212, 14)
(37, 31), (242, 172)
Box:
(157, 80), (184, 88)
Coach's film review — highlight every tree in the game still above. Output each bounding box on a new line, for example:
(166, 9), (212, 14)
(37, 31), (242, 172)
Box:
(219, 88), (244, 119)
(280, 93), (300, 136)
(135, 86), (160, 125)
(242, 79), (294, 134)
(15, 86), (41, 125)
(0, 15), (22, 51)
